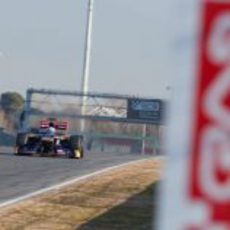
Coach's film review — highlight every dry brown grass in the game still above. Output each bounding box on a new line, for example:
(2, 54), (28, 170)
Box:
(0, 158), (163, 230)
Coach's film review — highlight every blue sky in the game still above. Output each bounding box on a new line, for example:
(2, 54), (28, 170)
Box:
(0, 0), (172, 98)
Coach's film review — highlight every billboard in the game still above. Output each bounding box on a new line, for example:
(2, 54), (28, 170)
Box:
(127, 99), (164, 124)
(159, 0), (230, 229)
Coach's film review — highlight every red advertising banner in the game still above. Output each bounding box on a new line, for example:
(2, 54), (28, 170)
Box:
(189, 0), (230, 228)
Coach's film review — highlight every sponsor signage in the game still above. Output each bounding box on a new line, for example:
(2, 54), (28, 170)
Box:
(127, 99), (163, 124)
(159, 0), (230, 229)
(189, 1), (230, 228)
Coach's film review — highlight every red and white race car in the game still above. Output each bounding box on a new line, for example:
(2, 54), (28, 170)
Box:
(15, 118), (84, 159)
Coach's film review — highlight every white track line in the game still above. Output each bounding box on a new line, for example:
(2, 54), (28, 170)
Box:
(0, 157), (162, 209)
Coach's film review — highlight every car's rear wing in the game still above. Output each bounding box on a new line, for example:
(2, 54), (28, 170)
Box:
(39, 120), (69, 131)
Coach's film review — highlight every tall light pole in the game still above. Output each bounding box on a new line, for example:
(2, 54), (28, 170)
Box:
(81, 0), (94, 132)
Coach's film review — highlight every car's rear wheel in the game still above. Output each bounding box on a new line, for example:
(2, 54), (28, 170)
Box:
(69, 135), (84, 159)
(15, 146), (24, 155)
(72, 148), (83, 159)
(16, 133), (28, 146)
(74, 149), (80, 159)
(15, 133), (27, 155)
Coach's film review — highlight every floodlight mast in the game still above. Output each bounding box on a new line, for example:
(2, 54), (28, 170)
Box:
(80, 0), (94, 133)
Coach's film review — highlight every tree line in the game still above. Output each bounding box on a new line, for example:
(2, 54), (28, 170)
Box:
(0, 92), (24, 131)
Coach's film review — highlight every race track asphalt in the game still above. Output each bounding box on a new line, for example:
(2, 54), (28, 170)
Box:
(0, 151), (150, 204)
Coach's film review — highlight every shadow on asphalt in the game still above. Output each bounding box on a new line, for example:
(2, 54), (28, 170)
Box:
(77, 182), (159, 230)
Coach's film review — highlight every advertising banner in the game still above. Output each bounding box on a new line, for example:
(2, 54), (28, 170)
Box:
(159, 0), (230, 229)
(127, 99), (164, 124)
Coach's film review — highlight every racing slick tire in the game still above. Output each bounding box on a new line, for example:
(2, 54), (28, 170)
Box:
(16, 132), (28, 146)
(69, 135), (84, 159)
(15, 133), (28, 155)
(15, 146), (24, 155)
(71, 148), (83, 159)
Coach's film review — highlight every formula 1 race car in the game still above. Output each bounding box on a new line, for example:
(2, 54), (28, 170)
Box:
(15, 119), (84, 159)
